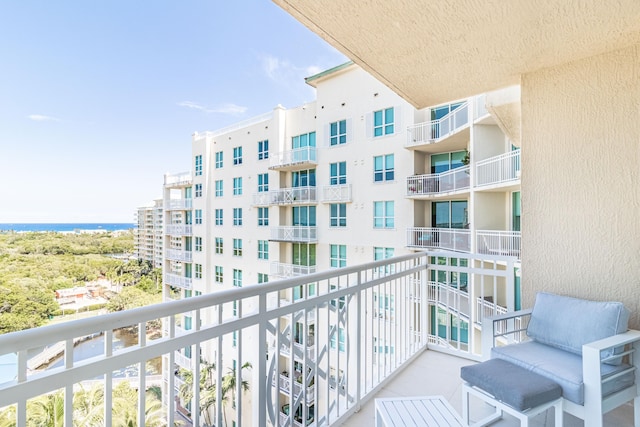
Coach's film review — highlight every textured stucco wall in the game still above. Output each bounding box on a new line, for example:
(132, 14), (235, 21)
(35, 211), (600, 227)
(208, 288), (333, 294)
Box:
(521, 44), (640, 328)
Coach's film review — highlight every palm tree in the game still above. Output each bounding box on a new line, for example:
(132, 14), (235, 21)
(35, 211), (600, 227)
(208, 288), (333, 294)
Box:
(28, 390), (65, 427)
(177, 360), (219, 426)
(221, 362), (252, 427)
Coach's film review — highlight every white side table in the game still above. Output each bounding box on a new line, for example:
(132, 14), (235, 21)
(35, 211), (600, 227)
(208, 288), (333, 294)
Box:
(375, 395), (466, 426)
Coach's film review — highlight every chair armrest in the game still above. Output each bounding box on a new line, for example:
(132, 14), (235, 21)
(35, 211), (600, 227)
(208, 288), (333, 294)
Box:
(481, 309), (532, 360)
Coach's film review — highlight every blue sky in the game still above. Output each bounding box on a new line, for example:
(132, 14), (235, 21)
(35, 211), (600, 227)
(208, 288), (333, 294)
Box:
(0, 1), (346, 223)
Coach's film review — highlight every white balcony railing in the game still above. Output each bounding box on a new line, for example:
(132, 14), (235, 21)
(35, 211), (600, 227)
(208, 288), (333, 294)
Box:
(164, 171), (192, 187)
(164, 198), (193, 210)
(275, 373), (316, 404)
(0, 251), (518, 427)
(163, 273), (192, 290)
(253, 191), (271, 206)
(270, 147), (317, 169)
(165, 224), (192, 236)
(473, 93), (488, 119)
(271, 226), (317, 243)
(406, 166), (470, 197)
(270, 262), (316, 278)
(427, 282), (470, 321)
(476, 149), (521, 187)
(321, 184), (352, 203)
(476, 230), (521, 258)
(407, 102), (469, 147)
(270, 186), (317, 205)
(166, 249), (193, 262)
(407, 227), (471, 252)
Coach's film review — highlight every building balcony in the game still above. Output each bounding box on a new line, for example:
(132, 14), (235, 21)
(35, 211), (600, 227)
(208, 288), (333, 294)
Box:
(407, 227), (471, 252)
(406, 102), (470, 153)
(166, 249), (193, 262)
(270, 226), (318, 243)
(476, 230), (521, 259)
(476, 149), (521, 190)
(269, 147), (317, 171)
(406, 167), (470, 198)
(165, 224), (192, 236)
(321, 184), (352, 203)
(164, 171), (192, 188)
(269, 186), (317, 205)
(164, 198), (193, 210)
(0, 251), (528, 427)
(270, 261), (316, 278)
(274, 372), (316, 404)
(253, 191), (271, 206)
(163, 273), (192, 290)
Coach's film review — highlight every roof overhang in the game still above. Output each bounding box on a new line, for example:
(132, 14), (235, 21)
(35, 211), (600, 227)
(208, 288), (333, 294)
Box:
(274, 0), (640, 108)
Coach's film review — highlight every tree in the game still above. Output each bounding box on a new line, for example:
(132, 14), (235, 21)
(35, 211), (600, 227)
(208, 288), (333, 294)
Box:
(221, 362), (252, 427)
(106, 287), (159, 313)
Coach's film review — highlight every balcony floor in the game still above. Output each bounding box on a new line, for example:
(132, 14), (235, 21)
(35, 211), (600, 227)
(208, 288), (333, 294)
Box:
(342, 350), (635, 427)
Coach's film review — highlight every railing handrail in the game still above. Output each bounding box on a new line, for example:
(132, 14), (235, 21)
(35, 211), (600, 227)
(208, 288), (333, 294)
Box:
(476, 149), (520, 167)
(408, 166), (470, 181)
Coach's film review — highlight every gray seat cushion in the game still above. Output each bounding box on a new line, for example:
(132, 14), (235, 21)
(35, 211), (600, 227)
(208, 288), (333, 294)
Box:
(461, 358), (561, 411)
(492, 341), (635, 405)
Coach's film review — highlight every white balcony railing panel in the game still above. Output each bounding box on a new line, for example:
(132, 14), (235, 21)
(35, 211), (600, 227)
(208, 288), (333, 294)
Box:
(164, 198), (193, 210)
(165, 224), (193, 236)
(407, 102), (469, 147)
(476, 230), (521, 258)
(270, 186), (317, 205)
(166, 249), (193, 262)
(406, 166), (470, 196)
(164, 171), (192, 187)
(270, 226), (318, 242)
(270, 262), (316, 278)
(476, 149), (521, 187)
(252, 192), (271, 206)
(0, 251), (519, 427)
(407, 227), (471, 252)
(270, 147), (317, 169)
(163, 273), (192, 290)
(321, 184), (352, 203)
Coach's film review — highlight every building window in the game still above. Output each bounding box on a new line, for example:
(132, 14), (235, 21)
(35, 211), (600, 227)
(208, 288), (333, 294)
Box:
(292, 169), (316, 187)
(374, 247), (395, 275)
(215, 266), (223, 283)
(184, 263), (192, 279)
(185, 211), (193, 225)
(195, 155), (202, 176)
(195, 209), (202, 225)
(292, 206), (316, 226)
(258, 240), (269, 260)
(330, 244), (346, 268)
(215, 209), (223, 226)
(233, 269), (242, 287)
(233, 146), (242, 165)
(373, 107), (394, 137)
(330, 203), (347, 227)
(258, 139), (269, 160)
(195, 237), (203, 252)
(258, 173), (269, 192)
(215, 151), (223, 168)
(258, 273), (268, 283)
(215, 237), (223, 254)
(233, 208), (243, 226)
(292, 131), (316, 148)
(432, 200), (468, 228)
(330, 327), (346, 352)
(330, 120), (347, 146)
(195, 184), (202, 197)
(215, 180), (223, 197)
(373, 201), (395, 228)
(374, 154), (394, 182)
(233, 238), (242, 257)
(329, 162), (346, 185)
(195, 264), (202, 279)
(233, 177), (242, 195)
(258, 207), (269, 226)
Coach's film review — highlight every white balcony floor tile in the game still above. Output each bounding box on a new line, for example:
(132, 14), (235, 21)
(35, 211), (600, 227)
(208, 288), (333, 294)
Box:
(341, 349), (635, 427)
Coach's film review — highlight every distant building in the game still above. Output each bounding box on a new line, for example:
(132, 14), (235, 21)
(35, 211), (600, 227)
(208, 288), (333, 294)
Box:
(134, 199), (163, 268)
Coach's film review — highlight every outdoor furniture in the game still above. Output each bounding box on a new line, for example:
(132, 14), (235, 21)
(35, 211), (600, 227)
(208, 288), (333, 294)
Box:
(482, 292), (640, 427)
(375, 395), (465, 427)
(461, 358), (563, 426)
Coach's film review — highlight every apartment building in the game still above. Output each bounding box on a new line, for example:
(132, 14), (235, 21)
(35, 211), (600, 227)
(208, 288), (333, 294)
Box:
(134, 198), (164, 268)
(162, 62), (520, 425)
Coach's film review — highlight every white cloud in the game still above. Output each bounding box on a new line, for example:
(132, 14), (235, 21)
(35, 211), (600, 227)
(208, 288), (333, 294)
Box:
(260, 54), (323, 85)
(28, 114), (59, 122)
(177, 101), (247, 115)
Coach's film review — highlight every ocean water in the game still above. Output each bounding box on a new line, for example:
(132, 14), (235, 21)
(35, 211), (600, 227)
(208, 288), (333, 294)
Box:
(0, 223), (134, 232)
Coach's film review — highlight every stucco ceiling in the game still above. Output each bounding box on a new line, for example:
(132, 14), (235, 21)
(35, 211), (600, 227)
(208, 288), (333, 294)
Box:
(274, 0), (640, 108)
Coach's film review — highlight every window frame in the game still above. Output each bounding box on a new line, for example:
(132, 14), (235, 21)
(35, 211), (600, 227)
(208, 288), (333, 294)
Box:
(373, 107), (395, 137)
(233, 146), (243, 165)
(373, 201), (395, 229)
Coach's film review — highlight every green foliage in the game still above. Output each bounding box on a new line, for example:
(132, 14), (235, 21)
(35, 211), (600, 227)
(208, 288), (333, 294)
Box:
(106, 287), (161, 312)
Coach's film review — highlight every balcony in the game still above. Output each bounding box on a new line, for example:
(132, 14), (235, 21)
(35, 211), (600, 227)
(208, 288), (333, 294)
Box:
(476, 149), (521, 190)
(271, 226), (318, 243)
(271, 262), (316, 278)
(0, 252), (528, 427)
(164, 198), (193, 210)
(164, 171), (192, 187)
(163, 273), (192, 290)
(269, 147), (317, 171)
(166, 249), (193, 262)
(406, 102), (470, 152)
(407, 227), (471, 252)
(165, 224), (192, 236)
(321, 184), (352, 203)
(270, 186), (317, 205)
(253, 191), (271, 206)
(406, 166), (470, 198)
(477, 230), (521, 258)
